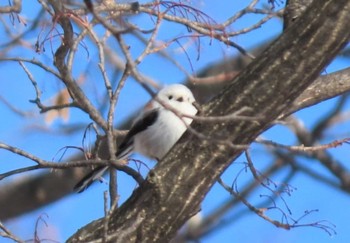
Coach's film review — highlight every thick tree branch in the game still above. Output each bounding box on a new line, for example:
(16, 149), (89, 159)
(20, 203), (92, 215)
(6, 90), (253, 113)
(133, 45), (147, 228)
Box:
(68, 1), (350, 242)
(285, 67), (350, 117)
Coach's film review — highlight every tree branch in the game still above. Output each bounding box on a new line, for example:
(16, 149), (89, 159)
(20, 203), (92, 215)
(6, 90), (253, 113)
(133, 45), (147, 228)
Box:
(286, 67), (350, 116)
(48, 0), (108, 131)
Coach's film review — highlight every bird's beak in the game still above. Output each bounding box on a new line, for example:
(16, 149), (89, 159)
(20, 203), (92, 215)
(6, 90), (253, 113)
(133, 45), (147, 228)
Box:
(192, 101), (202, 113)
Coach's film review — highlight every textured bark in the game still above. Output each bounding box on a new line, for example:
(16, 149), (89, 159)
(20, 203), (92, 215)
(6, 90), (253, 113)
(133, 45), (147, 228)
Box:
(284, 0), (313, 29)
(67, 1), (350, 242)
(286, 67), (350, 117)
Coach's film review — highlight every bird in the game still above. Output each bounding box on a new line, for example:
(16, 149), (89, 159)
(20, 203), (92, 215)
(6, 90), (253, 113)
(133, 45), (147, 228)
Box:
(74, 84), (199, 193)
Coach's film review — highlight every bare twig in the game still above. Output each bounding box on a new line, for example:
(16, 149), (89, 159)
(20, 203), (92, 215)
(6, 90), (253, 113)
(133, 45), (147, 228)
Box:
(0, 141), (143, 183)
(0, 221), (23, 243)
(256, 137), (350, 153)
(218, 178), (336, 235)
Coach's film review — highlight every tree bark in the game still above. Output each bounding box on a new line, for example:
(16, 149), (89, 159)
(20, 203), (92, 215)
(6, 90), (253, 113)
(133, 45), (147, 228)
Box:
(68, 1), (350, 242)
(284, 0), (313, 29)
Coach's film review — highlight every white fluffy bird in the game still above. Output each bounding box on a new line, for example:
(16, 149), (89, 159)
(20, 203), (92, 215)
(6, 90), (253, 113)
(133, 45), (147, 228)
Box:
(74, 84), (199, 192)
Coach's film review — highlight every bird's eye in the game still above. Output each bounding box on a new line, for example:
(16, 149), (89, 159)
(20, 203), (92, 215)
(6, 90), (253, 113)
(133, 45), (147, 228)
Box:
(176, 97), (184, 102)
(168, 95), (173, 100)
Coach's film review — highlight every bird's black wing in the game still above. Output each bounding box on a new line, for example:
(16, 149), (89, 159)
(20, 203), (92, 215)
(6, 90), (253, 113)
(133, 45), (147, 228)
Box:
(116, 108), (159, 158)
(73, 109), (160, 193)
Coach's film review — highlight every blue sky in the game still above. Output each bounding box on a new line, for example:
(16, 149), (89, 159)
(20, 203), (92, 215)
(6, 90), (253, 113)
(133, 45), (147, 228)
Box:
(1, 1), (350, 242)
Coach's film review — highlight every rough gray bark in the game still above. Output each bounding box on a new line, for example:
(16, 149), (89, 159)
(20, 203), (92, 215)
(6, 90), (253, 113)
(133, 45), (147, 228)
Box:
(284, 0), (313, 29)
(67, 1), (350, 242)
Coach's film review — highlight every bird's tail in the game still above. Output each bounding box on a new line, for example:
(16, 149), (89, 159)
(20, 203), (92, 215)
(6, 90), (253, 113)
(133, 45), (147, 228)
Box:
(73, 166), (109, 193)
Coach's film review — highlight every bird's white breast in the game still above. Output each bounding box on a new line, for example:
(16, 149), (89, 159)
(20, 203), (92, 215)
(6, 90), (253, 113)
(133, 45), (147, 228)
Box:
(133, 102), (197, 160)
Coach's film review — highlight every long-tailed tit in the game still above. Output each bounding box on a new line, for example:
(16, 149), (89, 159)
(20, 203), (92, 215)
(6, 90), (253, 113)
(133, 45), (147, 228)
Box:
(74, 84), (199, 193)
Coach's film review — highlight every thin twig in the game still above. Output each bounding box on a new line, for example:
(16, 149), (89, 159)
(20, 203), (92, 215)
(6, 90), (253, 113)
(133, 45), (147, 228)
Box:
(256, 137), (350, 153)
